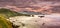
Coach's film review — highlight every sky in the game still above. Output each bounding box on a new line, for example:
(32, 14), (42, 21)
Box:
(0, 0), (60, 13)
(1, 0), (60, 27)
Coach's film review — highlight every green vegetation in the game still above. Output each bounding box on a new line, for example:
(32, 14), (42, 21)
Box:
(0, 14), (13, 28)
(0, 8), (30, 18)
(0, 8), (30, 28)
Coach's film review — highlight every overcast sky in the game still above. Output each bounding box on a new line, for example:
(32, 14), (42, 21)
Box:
(0, 0), (60, 13)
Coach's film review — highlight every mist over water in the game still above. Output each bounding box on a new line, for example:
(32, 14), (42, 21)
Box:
(8, 13), (60, 28)
(0, 0), (60, 28)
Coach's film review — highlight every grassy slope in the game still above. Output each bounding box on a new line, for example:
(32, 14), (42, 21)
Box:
(0, 8), (30, 28)
(0, 8), (30, 18)
(0, 14), (13, 28)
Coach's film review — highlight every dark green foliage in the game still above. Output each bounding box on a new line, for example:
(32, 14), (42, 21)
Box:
(0, 8), (30, 18)
(0, 8), (30, 28)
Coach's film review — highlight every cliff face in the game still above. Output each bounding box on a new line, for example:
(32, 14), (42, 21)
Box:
(0, 0), (60, 14)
